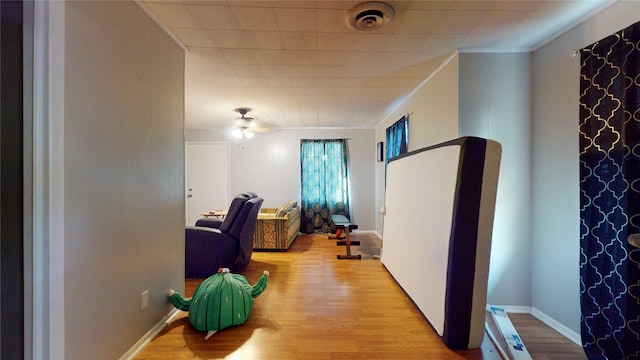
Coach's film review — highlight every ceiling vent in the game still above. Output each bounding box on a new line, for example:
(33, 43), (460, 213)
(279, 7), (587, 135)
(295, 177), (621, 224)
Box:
(347, 2), (394, 32)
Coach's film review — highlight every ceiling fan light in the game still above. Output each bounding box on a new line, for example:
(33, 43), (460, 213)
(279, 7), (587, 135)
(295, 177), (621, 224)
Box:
(232, 107), (256, 139)
(235, 118), (252, 127)
(232, 128), (243, 139)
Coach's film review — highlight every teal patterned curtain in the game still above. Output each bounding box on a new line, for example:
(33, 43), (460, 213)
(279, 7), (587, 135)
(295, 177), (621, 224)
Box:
(579, 20), (640, 360)
(385, 116), (409, 187)
(386, 115), (409, 163)
(300, 139), (350, 234)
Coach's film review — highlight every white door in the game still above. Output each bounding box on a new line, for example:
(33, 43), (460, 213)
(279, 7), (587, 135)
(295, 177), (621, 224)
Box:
(186, 142), (230, 225)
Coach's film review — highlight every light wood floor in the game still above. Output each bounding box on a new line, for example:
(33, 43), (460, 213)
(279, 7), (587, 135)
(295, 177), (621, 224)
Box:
(135, 233), (585, 359)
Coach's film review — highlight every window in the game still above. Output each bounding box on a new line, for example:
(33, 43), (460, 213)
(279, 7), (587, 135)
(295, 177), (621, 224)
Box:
(300, 139), (350, 233)
(386, 115), (409, 162)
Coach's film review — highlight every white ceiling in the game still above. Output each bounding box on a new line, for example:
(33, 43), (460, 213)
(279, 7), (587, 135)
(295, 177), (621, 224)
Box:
(140, 0), (611, 131)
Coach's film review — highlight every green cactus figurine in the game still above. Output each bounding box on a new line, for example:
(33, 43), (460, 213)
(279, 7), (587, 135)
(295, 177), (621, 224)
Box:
(169, 268), (269, 339)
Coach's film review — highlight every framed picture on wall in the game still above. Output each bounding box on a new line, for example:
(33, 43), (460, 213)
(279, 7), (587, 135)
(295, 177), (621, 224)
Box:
(377, 142), (384, 162)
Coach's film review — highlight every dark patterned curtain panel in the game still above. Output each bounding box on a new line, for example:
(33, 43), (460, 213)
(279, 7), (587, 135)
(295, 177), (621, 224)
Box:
(300, 139), (350, 234)
(579, 20), (640, 360)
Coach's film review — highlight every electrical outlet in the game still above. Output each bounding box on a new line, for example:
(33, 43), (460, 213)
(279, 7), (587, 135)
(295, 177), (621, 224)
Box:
(141, 290), (149, 310)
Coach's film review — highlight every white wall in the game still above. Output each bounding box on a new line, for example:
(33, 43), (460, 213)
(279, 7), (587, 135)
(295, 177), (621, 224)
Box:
(459, 52), (532, 307)
(531, 0), (640, 335)
(375, 52), (533, 308)
(60, 2), (185, 358)
(374, 54), (460, 234)
(373, 1), (640, 339)
(186, 128), (376, 231)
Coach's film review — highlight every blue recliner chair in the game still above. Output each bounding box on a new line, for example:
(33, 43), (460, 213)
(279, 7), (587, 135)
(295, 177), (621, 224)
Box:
(185, 196), (263, 277)
(194, 192), (257, 230)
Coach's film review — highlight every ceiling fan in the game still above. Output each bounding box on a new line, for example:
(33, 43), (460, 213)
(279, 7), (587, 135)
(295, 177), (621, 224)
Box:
(232, 108), (255, 139)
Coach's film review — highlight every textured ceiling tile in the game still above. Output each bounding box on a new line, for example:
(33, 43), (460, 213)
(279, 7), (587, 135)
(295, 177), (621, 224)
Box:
(404, 1), (454, 11)
(317, 1), (360, 11)
(230, 64), (264, 77)
(187, 47), (228, 64)
(348, 51), (414, 67)
(238, 77), (270, 87)
(253, 31), (285, 49)
(288, 65), (319, 78)
(341, 77), (375, 88)
(198, 76), (244, 87)
(317, 50), (350, 66)
(293, 87), (319, 96)
(284, 50), (318, 65)
(186, 4), (238, 30)
(343, 65), (382, 78)
(348, 33), (393, 51)
(389, 63), (438, 78)
(317, 33), (355, 51)
(144, 2), (195, 28)
(317, 77), (344, 88)
(272, 1), (318, 9)
(281, 32), (318, 50)
(228, 1), (272, 8)
(275, 95), (299, 103)
(173, 28), (217, 47)
(317, 65), (347, 78)
(262, 111), (289, 128)
(281, 106), (304, 126)
(432, 10), (491, 34)
(291, 77), (318, 88)
(261, 64), (318, 78)
(317, 96), (342, 106)
(221, 48), (261, 64)
(300, 109), (320, 127)
(246, 87), (276, 96)
(417, 33), (466, 53)
(188, 62), (235, 77)
(253, 50), (287, 65)
(384, 76), (424, 89)
(471, 10), (529, 35)
(191, 86), (246, 96)
(316, 8), (351, 33)
(267, 77), (295, 88)
(495, 1), (556, 12)
(385, 34), (428, 52)
(451, 1), (500, 11)
(392, 9), (447, 34)
(274, 8), (317, 31)
(318, 107), (338, 121)
(458, 33), (499, 49)
(230, 5), (279, 31)
(270, 87), (298, 96)
(141, 0), (611, 129)
(206, 30), (258, 48)
(496, 10), (561, 49)
(341, 86), (389, 97)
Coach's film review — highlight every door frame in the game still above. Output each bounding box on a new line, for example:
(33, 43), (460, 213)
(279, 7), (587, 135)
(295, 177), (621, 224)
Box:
(185, 141), (231, 225)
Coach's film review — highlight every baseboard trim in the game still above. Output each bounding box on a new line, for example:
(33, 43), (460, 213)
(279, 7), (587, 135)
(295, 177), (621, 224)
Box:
(530, 307), (582, 346)
(486, 304), (531, 313)
(485, 304), (582, 347)
(119, 308), (181, 360)
(351, 230), (380, 236)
